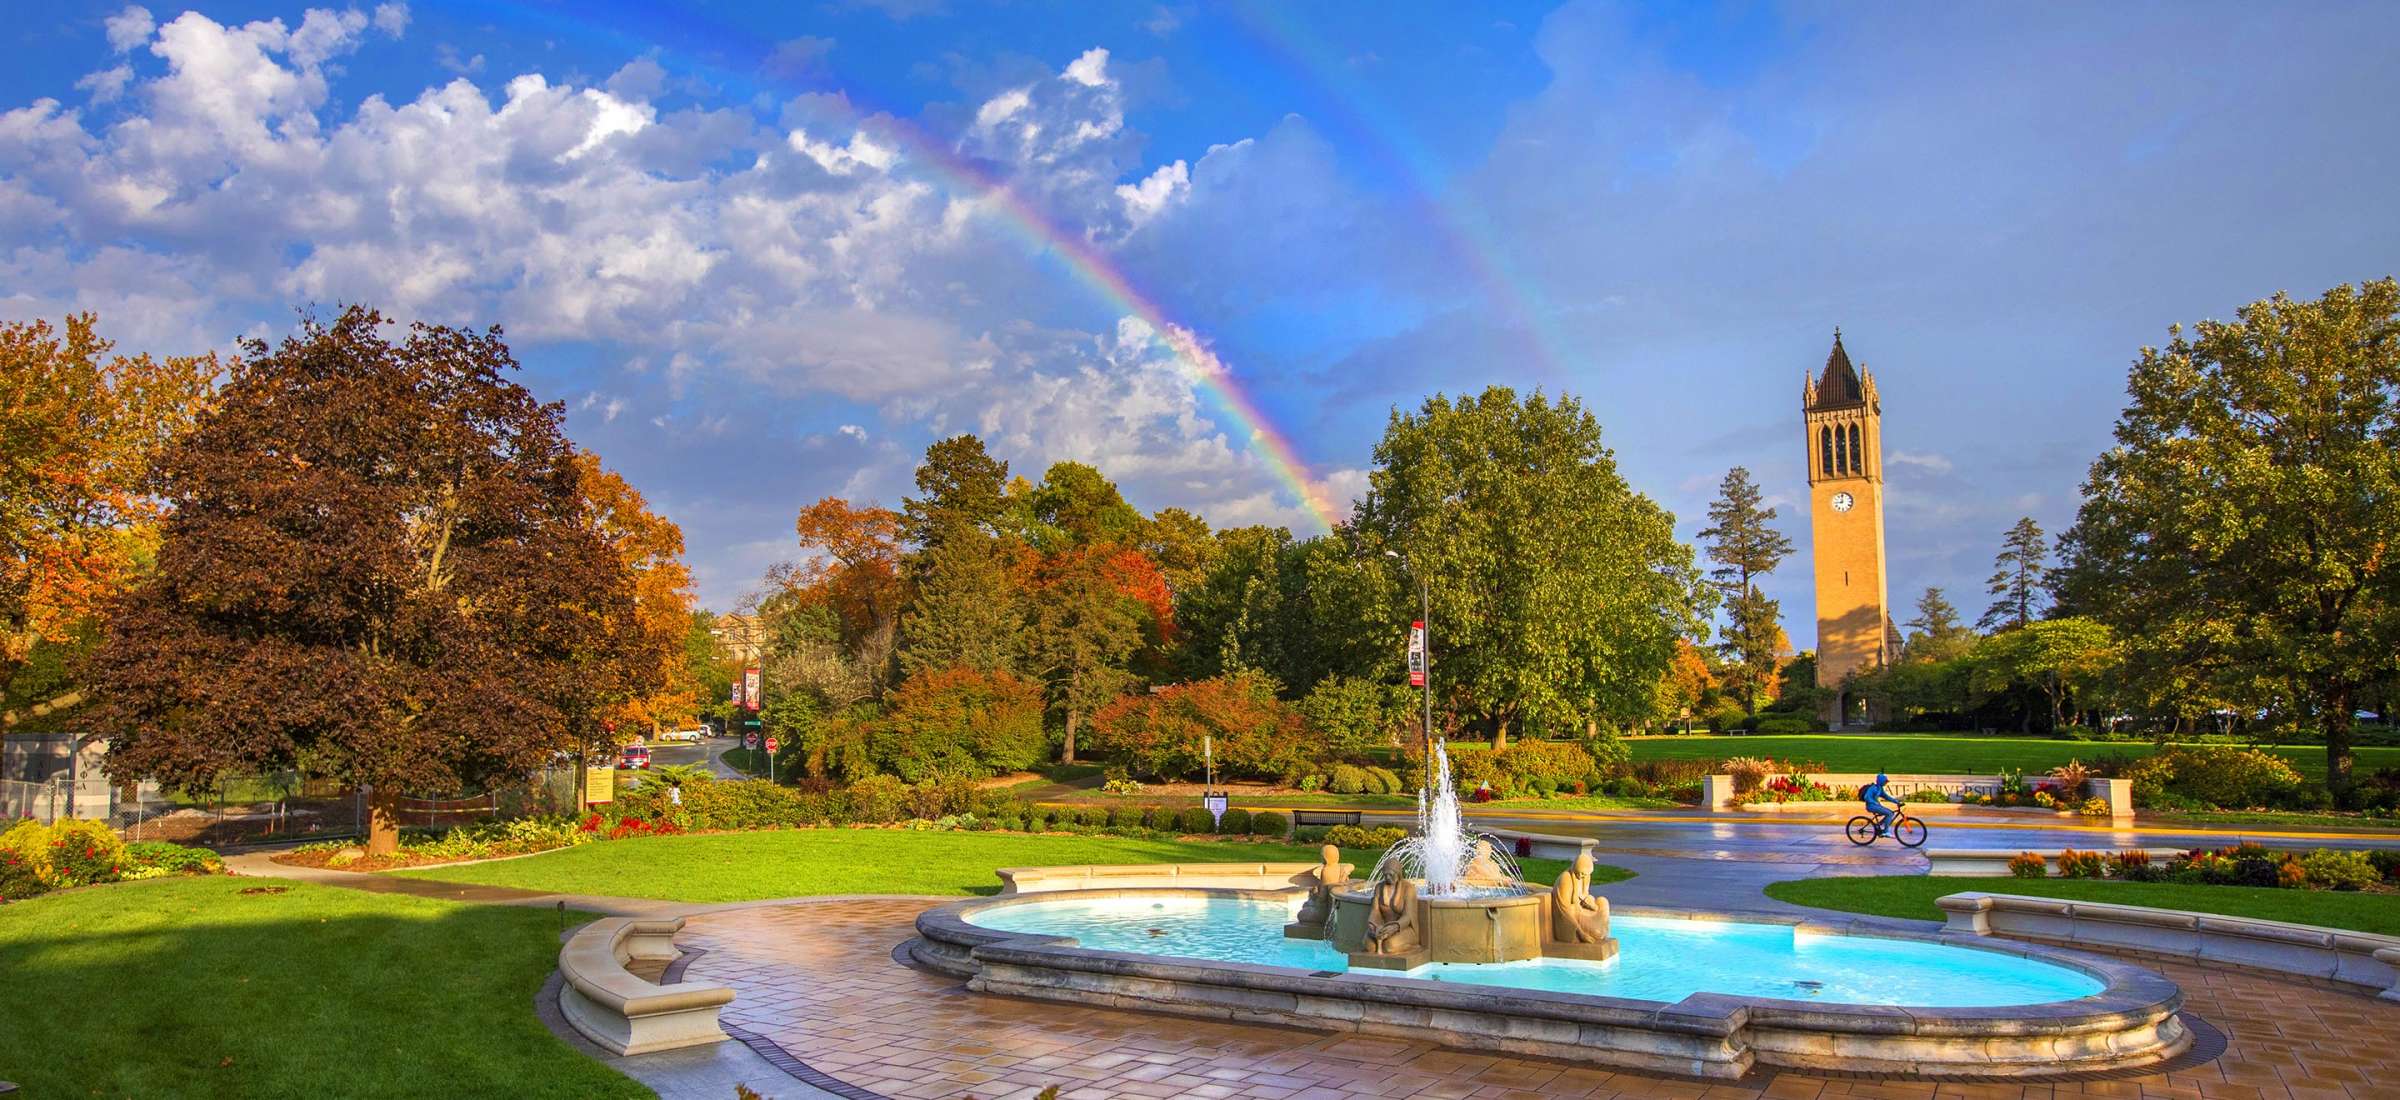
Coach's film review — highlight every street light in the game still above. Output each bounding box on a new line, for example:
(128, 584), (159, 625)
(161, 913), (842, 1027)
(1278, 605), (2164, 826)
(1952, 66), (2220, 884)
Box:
(1385, 549), (1434, 771)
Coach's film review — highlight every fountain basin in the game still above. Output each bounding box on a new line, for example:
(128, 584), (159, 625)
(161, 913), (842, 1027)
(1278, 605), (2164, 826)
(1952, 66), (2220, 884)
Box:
(905, 887), (2190, 1081)
(1329, 887), (1548, 966)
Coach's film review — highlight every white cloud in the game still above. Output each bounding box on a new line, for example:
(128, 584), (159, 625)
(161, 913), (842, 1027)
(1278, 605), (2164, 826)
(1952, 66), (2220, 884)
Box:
(1116, 159), (1187, 223)
(1887, 450), (1954, 475)
(371, 2), (409, 36)
(104, 6), (154, 52)
(1063, 48), (1109, 88)
(75, 65), (134, 103)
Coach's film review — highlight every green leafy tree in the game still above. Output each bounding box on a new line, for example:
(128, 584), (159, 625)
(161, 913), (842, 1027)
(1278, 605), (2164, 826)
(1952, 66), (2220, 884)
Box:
(1297, 675), (1409, 759)
(1029, 461), (1144, 548)
(77, 308), (637, 855)
(2053, 279), (2400, 785)
(1968, 616), (2118, 732)
(901, 434), (1010, 553)
(1353, 387), (1709, 747)
(1024, 546), (1144, 762)
(1141, 506), (1218, 598)
(1904, 587), (1978, 662)
(1171, 525), (1291, 681)
(897, 535), (1024, 677)
(1697, 467), (1794, 715)
(1978, 517), (2050, 632)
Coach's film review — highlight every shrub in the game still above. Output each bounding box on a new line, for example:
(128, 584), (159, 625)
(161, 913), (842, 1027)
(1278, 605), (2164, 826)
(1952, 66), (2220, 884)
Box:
(1365, 766), (1404, 795)
(1, 820), (54, 899)
(37, 819), (128, 888)
(2277, 859), (2309, 889)
(1086, 671), (1309, 781)
(1723, 756), (1774, 793)
(1492, 740), (1606, 793)
(1292, 825), (1331, 845)
(122, 840), (223, 876)
(2299, 848), (2379, 891)
(1324, 824), (1408, 849)
(1176, 807), (1215, 834)
(1106, 806), (1142, 829)
(2110, 850), (2159, 881)
(868, 667), (1048, 782)
(2367, 849), (2400, 882)
(2057, 848), (2108, 879)
(2007, 851), (2048, 879)
(2077, 797), (2112, 818)
(1251, 810), (1290, 837)
(2127, 746), (2305, 809)
(1218, 807), (1253, 835)
(2048, 759), (2094, 793)
(1298, 676), (1407, 759)
(846, 775), (910, 824)
(1753, 715), (1812, 734)
(1329, 764), (1371, 795)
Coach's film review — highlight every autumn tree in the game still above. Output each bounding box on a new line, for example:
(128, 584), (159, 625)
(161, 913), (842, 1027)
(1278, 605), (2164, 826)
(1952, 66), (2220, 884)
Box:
(1353, 387), (1709, 747)
(0, 315), (216, 721)
(1697, 466), (1793, 715)
(1978, 517), (2050, 632)
(77, 308), (635, 854)
(869, 665), (1046, 781)
(571, 451), (700, 736)
(1023, 546), (1145, 762)
(779, 497), (906, 704)
(2054, 279), (2400, 786)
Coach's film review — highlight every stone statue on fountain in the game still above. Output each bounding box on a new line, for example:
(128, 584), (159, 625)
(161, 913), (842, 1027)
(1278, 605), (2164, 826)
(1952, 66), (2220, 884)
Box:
(1363, 872), (1422, 955)
(1544, 852), (1619, 961)
(1284, 844), (1349, 939)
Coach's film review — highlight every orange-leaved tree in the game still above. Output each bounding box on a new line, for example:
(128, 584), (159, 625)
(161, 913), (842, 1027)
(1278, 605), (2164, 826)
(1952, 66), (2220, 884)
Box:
(0, 315), (216, 722)
(571, 451), (700, 739)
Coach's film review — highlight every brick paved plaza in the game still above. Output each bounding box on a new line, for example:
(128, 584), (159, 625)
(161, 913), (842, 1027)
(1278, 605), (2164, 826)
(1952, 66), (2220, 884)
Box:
(674, 898), (2400, 1100)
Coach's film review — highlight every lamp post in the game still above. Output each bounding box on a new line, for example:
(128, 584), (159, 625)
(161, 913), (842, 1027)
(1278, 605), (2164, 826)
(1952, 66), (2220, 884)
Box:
(1385, 550), (1434, 770)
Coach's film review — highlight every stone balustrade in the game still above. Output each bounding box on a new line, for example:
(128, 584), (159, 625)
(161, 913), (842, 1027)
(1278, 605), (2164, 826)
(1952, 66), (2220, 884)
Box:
(557, 916), (735, 1056)
(995, 862), (1336, 895)
(1922, 848), (2189, 877)
(1937, 891), (2400, 1001)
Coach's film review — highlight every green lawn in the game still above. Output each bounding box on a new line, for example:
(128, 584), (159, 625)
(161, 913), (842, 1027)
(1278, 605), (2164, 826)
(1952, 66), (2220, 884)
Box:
(1626, 733), (2397, 783)
(1763, 874), (2400, 936)
(0, 876), (647, 1099)
(395, 828), (1616, 902)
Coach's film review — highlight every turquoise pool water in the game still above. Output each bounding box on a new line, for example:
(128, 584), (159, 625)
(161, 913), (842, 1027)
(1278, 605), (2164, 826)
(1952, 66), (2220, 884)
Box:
(966, 895), (2104, 1007)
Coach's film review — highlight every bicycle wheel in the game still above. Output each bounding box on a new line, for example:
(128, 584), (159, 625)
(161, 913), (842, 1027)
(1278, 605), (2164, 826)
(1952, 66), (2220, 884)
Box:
(1893, 816), (1928, 848)
(1845, 816), (1879, 846)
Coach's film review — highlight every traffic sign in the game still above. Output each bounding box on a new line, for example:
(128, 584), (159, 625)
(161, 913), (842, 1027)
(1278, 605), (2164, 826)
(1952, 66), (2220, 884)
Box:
(765, 737), (779, 754)
(744, 732), (758, 750)
(1202, 791), (1229, 829)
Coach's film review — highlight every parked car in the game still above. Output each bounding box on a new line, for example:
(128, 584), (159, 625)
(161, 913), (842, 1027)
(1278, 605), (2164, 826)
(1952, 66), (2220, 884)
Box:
(618, 745), (651, 770)
(659, 728), (706, 743)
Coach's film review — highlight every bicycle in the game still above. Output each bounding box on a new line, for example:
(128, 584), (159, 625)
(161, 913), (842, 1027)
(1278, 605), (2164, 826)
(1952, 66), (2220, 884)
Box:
(1846, 803), (1926, 848)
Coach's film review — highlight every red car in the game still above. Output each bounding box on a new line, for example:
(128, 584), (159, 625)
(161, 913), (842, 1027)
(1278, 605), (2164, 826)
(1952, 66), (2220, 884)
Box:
(618, 745), (651, 770)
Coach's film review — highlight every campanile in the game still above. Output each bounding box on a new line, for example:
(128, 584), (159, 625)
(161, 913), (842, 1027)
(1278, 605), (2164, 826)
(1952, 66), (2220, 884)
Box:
(1803, 331), (1894, 726)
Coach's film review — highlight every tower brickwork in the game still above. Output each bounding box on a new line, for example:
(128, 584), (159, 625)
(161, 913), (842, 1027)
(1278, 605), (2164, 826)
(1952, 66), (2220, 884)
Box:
(1803, 332), (1893, 726)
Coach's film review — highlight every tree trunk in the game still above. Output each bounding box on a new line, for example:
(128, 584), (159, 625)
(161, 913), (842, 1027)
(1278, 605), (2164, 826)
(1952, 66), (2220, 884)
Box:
(365, 785), (402, 856)
(1062, 707), (1079, 764)
(1491, 715), (1510, 751)
(2322, 681), (2356, 790)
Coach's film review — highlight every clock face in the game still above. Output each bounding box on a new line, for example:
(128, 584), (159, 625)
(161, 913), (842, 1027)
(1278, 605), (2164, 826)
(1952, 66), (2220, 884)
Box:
(1831, 491), (1855, 513)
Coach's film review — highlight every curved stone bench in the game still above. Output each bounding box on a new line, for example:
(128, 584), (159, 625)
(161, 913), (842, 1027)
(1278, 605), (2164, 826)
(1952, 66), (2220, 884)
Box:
(995, 862), (1334, 895)
(558, 916), (735, 1055)
(1923, 848), (2189, 877)
(1938, 891), (2400, 1001)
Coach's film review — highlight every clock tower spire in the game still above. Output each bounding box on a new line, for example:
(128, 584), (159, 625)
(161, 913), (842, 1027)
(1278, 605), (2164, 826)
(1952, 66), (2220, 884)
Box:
(1804, 330), (1893, 727)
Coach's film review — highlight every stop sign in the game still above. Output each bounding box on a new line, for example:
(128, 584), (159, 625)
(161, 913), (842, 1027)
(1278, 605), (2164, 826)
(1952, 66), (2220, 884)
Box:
(765, 737), (779, 754)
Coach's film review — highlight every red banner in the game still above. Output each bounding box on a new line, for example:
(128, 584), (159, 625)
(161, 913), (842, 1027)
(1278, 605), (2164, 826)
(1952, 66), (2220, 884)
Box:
(1408, 621), (1426, 687)
(742, 667), (762, 712)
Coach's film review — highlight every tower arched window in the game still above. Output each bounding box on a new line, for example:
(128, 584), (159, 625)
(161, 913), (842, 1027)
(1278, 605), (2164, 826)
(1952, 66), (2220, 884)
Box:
(1849, 423), (1864, 477)
(1834, 422), (1849, 474)
(1820, 426), (1834, 477)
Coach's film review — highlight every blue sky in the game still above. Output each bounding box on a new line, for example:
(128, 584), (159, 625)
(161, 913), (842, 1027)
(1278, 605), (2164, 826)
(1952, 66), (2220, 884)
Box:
(6, 2), (2398, 649)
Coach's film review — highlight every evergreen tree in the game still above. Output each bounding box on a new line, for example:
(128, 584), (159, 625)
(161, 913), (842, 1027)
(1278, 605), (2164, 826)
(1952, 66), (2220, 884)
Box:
(901, 434), (1009, 553)
(1696, 467), (1794, 716)
(1978, 517), (2049, 632)
(1904, 587), (1977, 662)
(1023, 546), (1144, 762)
(896, 535), (1024, 677)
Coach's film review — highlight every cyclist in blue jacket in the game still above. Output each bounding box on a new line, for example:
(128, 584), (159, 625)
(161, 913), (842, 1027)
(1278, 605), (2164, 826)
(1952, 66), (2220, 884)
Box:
(1859, 772), (1902, 836)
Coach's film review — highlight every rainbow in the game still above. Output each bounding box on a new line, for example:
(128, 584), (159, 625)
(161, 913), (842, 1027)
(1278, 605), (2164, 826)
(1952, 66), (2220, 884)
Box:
(435, 0), (1347, 530)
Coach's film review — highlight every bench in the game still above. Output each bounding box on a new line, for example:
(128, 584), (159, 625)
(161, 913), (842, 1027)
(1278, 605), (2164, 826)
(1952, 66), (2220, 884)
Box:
(557, 916), (735, 1055)
(1293, 809), (1363, 828)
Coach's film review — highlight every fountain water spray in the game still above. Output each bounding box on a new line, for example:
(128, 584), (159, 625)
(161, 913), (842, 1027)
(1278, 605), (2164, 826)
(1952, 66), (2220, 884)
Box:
(1367, 739), (1523, 897)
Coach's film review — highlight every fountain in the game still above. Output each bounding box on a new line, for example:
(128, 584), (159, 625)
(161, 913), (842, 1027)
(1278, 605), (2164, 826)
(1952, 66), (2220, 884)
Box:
(1288, 739), (1617, 968)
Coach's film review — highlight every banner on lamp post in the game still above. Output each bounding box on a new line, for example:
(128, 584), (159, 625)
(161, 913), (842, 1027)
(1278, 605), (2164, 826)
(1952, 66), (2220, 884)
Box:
(742, 667), (762, 712)
(1407, 621), (1426, 687)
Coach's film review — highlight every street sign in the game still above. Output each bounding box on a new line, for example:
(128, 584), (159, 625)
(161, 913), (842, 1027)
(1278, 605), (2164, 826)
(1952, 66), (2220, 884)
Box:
(744, 732), (759, 750)
(765, 737), (779, 754)
(742, 667), (762, 712)
(1202, 791), (1229, 829)
(584, 765), (615, 805)
(1407, 620), (1426, 687)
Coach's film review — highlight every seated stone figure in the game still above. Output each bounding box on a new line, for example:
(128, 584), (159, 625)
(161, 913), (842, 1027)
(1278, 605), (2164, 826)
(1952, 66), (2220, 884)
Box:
(1458, 838), (1514, 889)
(1550, 852), (1612, 944)
(1364, 873), (1421, 955)
(1293, 844), (1347, 926)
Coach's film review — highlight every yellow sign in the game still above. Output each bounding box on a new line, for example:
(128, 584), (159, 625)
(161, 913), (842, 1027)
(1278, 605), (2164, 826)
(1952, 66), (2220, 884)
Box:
(584, 765), (616, 805)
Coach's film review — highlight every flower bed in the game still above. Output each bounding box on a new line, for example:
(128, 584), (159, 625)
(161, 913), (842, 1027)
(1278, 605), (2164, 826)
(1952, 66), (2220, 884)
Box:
(2001, 842), (2400, 893)
(0, 818), (223, 902)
